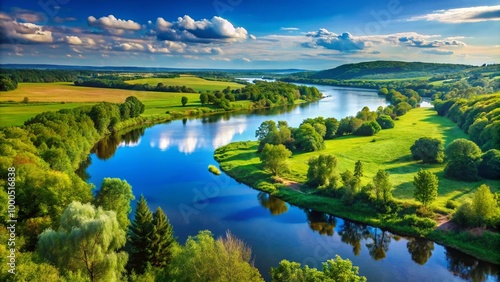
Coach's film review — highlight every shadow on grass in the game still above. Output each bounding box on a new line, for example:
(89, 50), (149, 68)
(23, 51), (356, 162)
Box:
(384, 154), (414, 164)
(421, 112), (467, 146)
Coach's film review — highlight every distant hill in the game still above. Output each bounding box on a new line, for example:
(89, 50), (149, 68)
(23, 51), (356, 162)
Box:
(311, 61), (473, 80)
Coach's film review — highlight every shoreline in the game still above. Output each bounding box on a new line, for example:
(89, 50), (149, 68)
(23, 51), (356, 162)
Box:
(214, 141), (500, 265)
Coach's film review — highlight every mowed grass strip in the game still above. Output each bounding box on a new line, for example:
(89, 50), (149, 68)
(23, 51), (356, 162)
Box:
(218, 107), (499, 208)
(125, 75), (245, 92)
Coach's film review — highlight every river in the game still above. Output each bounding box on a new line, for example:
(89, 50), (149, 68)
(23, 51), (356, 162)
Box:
(85, 84), (499, 281)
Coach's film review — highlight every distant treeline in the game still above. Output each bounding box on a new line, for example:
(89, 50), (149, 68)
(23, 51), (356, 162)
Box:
(74, 79), (197, 93)
(199, 81), (322, 110)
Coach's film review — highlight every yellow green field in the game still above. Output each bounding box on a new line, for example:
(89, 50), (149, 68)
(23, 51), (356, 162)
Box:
(125, 75), (245, 92)
(0, 79), (248, 127)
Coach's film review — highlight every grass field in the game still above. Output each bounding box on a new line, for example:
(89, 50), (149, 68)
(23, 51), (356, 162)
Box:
(216, 107), (499, 208)
(125, 75), (245, 92)
(0, 80), (248, 127)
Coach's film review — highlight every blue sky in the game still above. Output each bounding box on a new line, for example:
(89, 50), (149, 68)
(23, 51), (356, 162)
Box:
(0, 0), (499, 69)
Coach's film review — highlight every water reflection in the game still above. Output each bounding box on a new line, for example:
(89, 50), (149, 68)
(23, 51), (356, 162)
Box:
(407, 238), (434, 265)
(366, 228), (391, 260)
(446, 247), (500, 282)
(93, 127), (145, 160)
(338, 220), (370, 256)
(304, 209), (336, 236)
(257, 192), (288, 215)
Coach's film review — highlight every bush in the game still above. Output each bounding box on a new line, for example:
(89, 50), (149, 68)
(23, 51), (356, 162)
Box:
(453, 202), (475, 227)
(478, 149), (500, 179)
(354, 121), (381, 136)
(410, 137), (444, 163)
(376, 115), (394, 129)
(401, 214), (437, 235)
(394, 102), (412, 116)
(445, 200), (459, 210)
(444, 157), (478, 181)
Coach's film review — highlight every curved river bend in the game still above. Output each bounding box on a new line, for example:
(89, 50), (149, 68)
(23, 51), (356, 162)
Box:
(86, 84), (499, 281)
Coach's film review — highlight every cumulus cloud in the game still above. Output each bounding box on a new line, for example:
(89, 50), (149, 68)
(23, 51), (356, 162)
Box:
(154, 15), (249, 43)
(242, 58), (251, 62)
(64, 35), (96, 46)
(303, 29), (367, 52)
(0, 12), (13, 22)
(408, 5), (500, 23)
(13, 9), (45, 23)
(398, 35), (466, 48)
(88, 15), (141, 31)
(112, 42), (145, 52)
(0, 21), (53, 44)
(422, 49), (454, 55)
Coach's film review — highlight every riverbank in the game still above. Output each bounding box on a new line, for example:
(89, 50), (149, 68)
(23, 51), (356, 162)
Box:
(213, 108), (500, 265)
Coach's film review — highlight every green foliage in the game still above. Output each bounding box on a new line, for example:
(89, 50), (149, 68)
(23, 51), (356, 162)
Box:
(400, 214), (437, 236)
(354, 160), (363, 179)
(478, 149), (500, 179)
(271, 255), (366, 282)
(181, 96), (188, 106)
(307, 154), (339, 188)
(128, 196), (153, 273)
(260, 144), (292, 176)
(148, 207), (176, 268)
(444, 138), (482, 181)
(208, 164), (221, 175)
(354, 121), (381, 136)
(167, 230), (263, 282)
(394, 102), (412, 116)
(376, 115), (394, 129)
(337, 116), (363, 136)
(413, 169), (439, 208)
(325, 117), (340, 139)
(410, 137), (444, 163)
(373, 169), (392, 204)
(445, 138), (482, 161)
(294, 123), (325, 151)
(37, 202), (127, 282)
(94, 178), (135, 231)
(454, 184), (499, 228)
(199, 93), (208, 106)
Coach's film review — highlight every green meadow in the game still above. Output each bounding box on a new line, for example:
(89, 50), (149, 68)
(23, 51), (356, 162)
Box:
(125, 75), (245, 92)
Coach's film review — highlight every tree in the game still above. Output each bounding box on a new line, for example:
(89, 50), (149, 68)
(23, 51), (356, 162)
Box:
(394, 102), (412, 116)
(271, 255), (366, 282)
(259, 144), (292, 176)
(354, 160), (364, 179)
(94, 178), (135, 231)
(471, 184), (498, 226)
(354, 121), (381, 136)
(373, 169), (392, 204)
(128, 195), (153, 273)
(307, 154), (339, 187)
(376, 115), (394, 129)
(444, 139), (482, 181)
(168, 230), (263, 282)
(199, 93), (208, 106)
(38, 202), (127, 282)
(478, 149), (500, 179)
(255, 120), (279, 152)
(181, 96), (188, 106)
(294, 123), (325, 151)
(413, 169), (439, 208)
(148, 207), (176, 268)
(444, 138), (482, 162)
(325, 117), (340, 139)
(410, 137), (444, 163)
(407, 238), (434, 265)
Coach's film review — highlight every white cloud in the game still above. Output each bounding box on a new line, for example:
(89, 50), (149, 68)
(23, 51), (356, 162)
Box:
(249, 34), (256, 40)
(88, 15), (141, 31)
(397, 35), (466, 48)
(154, 15), (249, 43)
(112, 42), (145, 52)
(65, 35), (82, 45)
(303, 29), (367, 52)
(408, 5), (500, 23)
(242, 57), (251, 62)
(0, 21), (53, 44)
(281, 27), (299, 31)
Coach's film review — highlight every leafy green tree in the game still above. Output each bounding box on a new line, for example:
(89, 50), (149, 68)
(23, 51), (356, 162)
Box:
(271, 255), (366, 282)
(445, 138), (482, 161)
(478, 149), (500, 179)
(376, 115), (394, 129)
(128, 195), (153, 273)
(94, 178), (135, 231)
(260, 144), (292, 176)
(181, 96), (188, 106)
(38, 202), (127, 282)
(307, 154), (339, 187)
(471, 184), (498, 225)
(255, 120), (279, 151)
(294, 123), (325, 151)
(356, 106), (377, 121)
(325, 117), (340, 139)
(354, 160), (363, 179)
(413, 169), (439, 208)
(148, 207), (176, 268)
(410, 137), (444, 163)
(199, 93), (208, 106)
(355, 121), (381, 136)
(394, 102), (412, 116)
(168, 230), (263, 282)
(373, 169), (392, 203)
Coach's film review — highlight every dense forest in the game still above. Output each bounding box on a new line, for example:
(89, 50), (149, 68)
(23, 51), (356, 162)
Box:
(74, 79), (197, 93)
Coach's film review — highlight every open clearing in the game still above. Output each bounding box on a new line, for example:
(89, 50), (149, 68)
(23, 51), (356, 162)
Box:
(217, 107), (499, 208)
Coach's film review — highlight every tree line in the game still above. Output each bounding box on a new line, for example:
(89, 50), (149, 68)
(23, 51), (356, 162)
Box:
(74, 79), (197, 93)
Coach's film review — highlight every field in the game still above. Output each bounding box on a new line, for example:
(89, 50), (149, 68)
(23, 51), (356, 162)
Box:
(0, 79), (247, 126)
(216, 107), (499, 208)
(125, 75), (245, 92)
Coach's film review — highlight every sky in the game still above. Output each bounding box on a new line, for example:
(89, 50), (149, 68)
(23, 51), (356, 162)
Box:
(0, 0), (499, 70)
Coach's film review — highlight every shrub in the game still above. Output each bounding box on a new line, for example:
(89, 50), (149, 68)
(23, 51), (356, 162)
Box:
(401, 214), (437, 235)
(354, 121), (381, 136)
(376, 115), (394, 129)
(445, 200), (459, 210)
(410, 137), (444, 163)
(444, 157), (478, 181)
(478, 149), (500, 179)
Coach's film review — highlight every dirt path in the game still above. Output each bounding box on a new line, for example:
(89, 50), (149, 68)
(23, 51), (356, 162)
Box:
(436, 215), (459, 231)
(274, 177), (305, 194)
